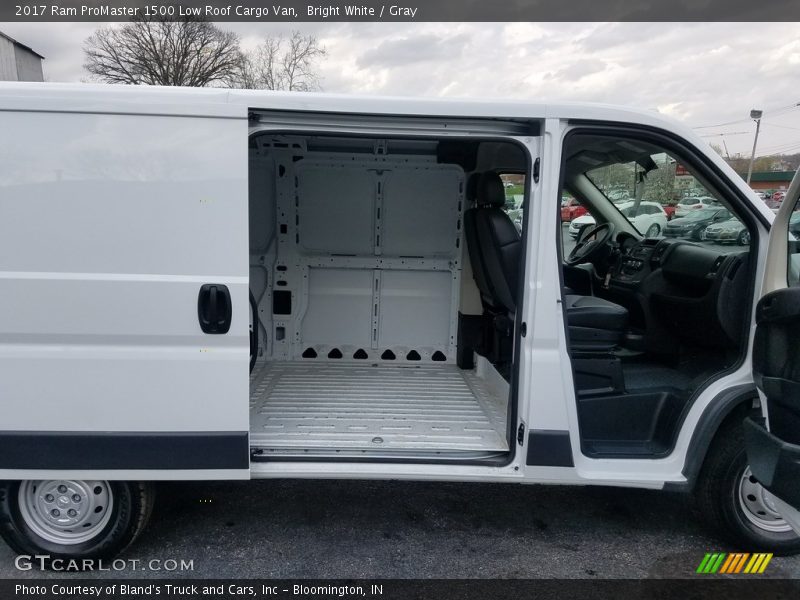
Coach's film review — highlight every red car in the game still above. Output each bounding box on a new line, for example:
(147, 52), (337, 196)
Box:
(560, 198), (587, 222)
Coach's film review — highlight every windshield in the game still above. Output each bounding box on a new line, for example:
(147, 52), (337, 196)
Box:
(585, 156), (675, 237)
(580, 146), (747, 250)
(561, 133), (753, 261)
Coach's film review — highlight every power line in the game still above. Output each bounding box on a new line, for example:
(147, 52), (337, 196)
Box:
(699, 131), (750, 138)
(692, 101), (800, 130)
(761, 122), (800, 132)
(753, 140), (800, 155)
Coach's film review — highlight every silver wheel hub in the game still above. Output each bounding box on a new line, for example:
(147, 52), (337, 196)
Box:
(18, 480), (113, 545)
(738, 467), (792, 533)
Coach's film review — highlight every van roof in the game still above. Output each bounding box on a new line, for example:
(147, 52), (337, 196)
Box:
(0, 81), (683, 131)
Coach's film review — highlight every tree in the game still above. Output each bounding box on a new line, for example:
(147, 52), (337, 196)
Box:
(230, 31), (327, 91)
(84, 18), (241, 87)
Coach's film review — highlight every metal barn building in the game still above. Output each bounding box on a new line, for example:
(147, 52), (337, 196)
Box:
(0, 31), (44, 82)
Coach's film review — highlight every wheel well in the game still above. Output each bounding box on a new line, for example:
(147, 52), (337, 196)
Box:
(664, 384), (758, 492)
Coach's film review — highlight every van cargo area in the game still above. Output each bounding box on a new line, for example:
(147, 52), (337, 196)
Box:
(249, 360), (509, 455)
(247, 132), (525, 459)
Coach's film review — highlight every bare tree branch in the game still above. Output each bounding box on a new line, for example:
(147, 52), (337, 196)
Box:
(228, 31), (327, 91)
(83, 17), (241, 87)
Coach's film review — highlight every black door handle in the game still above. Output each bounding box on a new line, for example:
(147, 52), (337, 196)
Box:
(198, 284), (232, 334)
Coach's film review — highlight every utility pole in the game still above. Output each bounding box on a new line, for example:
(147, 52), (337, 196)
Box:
(746, 109), (763, 185)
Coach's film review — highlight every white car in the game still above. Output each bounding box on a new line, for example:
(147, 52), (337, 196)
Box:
(674, 195), (719, 218)
(569, 201), (669, 238)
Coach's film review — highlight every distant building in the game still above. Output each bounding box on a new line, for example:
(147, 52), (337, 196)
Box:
(740, 170), (795, 192)
(0, 31), (44, 82)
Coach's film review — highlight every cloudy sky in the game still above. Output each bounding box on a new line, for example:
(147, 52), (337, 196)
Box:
(3, 21), (800, 157)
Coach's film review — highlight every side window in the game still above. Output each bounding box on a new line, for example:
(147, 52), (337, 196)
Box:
(500, 174), (525, 233)
(559, 192), (587, 256)
(789, 197), (800, 286)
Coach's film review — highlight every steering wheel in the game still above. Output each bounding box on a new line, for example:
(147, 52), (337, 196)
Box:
(566, 222), (615, 266)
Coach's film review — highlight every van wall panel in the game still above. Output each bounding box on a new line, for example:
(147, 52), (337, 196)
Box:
(378, 270), (453, 349)
(381, 167), (462, 257)
(0, 109), (250, 465)
(301, 268), (374, 348)
(297, 165), (376, 256)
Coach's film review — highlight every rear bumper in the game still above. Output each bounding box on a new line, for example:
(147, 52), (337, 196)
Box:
(744, 417), (800, 508)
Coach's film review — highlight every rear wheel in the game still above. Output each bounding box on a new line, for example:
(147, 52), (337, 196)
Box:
(0, 480), (154, 566)
(694, 418), (800, 555)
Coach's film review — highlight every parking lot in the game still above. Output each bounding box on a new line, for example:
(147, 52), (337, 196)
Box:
(1, 479), (799, 580)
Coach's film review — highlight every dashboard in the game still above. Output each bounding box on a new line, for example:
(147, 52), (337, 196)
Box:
(603, 233), (749, 348)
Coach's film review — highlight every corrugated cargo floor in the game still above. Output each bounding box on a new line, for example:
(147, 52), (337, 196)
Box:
(249, 362), (509, 454)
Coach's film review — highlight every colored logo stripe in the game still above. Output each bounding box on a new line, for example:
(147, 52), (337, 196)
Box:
(744, 553), (773, 574)
(697, 552), (773, 574)
(697, 553), (726, 573)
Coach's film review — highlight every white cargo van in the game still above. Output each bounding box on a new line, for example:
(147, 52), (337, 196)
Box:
(1, 83), (799, 562)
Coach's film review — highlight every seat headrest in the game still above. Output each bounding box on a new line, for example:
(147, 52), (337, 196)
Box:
(476, 172), (506, 208)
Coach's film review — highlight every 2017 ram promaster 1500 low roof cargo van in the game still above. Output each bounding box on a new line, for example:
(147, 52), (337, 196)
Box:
(1, 83), (799, 562)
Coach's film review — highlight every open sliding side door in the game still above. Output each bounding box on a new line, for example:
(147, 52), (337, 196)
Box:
(0, 98), (250, 479)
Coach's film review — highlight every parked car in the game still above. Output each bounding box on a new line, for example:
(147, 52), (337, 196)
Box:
(560, 198), (587, 222)
(674, 195), (719, 218)
(664, 207), (733, 240)
(703, 218), (750, 245)
(609, 191), (631, 204)
(569, 201), (668, 238)
(766, 197), (783, 210)
(790, 211), (800, 237)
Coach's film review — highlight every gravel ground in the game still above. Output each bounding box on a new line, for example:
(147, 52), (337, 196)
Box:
(1, 479), (799, 580)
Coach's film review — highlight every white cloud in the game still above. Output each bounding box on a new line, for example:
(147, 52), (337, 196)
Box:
(1, 21), (798, 155)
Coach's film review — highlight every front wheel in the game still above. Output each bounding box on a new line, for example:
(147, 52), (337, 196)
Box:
(693, 226), (707, 241)
(0, 480), (154, 566)
(645, 223), (661, 238)
(694, 418), (800, 555)
(738, 230), (751, 246)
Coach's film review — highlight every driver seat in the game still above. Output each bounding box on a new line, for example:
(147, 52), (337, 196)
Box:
(465, 172), (629, 354)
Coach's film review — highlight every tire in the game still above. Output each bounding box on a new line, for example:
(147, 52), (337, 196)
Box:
(693, 226), (706, 241)
(645, 223), (660, 238)
(737, 230), (751, 246)
(694, 418), (800, 555)
(0, 480), (154, 567)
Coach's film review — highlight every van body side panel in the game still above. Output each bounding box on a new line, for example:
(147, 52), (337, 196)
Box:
(0, 108), (250, 478)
